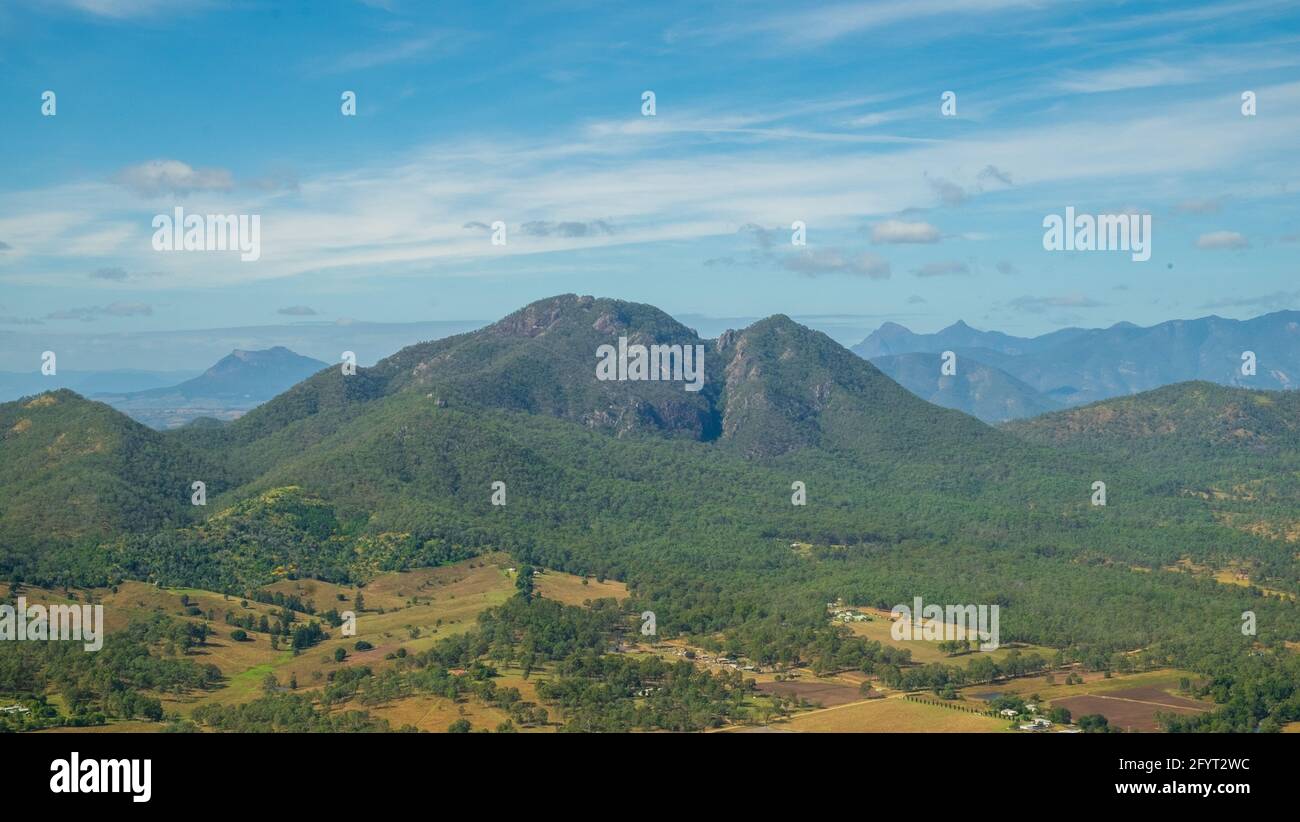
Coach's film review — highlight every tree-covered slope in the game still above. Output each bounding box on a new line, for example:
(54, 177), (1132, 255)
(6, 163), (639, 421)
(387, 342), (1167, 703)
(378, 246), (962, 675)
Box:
(1005, 381), (1300, 456)
(4, 298), (1300, 706)
(0, 390), (222, 576)
(706, 314), (1007, 459)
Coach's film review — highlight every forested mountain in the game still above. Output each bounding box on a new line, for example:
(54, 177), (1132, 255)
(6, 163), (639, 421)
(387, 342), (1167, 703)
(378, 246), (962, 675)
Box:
(93, 347), (329, 429)
(171, 294), (1001, 472)
(3, 295), (1299, 732)
(870, 352), (1061, 423)
(107, 347), (328, 402)
(853, 311), (1300, 410)
(1004, 382), (1300, 543)
(0, 390), (218, 572)
(1005, 381), (1300, 455)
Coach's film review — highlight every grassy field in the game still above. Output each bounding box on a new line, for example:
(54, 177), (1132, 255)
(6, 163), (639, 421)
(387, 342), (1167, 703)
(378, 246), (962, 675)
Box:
(766, 695), (1009, 732)
(533, 570), (628, 605)
(960, 667), (1201, 704)
(4, 568), (1214, 733)
(3, 555), (616, 731)
(842, 608), (1057, 666)
(365, 693), (515, 733)
(81, 558), (521, 714)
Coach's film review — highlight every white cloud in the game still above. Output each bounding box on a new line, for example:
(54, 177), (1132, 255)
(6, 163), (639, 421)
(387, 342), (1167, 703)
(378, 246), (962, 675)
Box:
(1196, 231), (1249, 249)
(782, 249), (891, 279)
(34, 0), (209, 20)
(693, 0), (1045, 49)
(1057, 61), (1196, 94)
(4, 81), (1299, 291)
(318, 32), (461, 74)
(1057, 53), (1300, 94)
(112, 159), (233, 197)
(870, 220), (942, 244)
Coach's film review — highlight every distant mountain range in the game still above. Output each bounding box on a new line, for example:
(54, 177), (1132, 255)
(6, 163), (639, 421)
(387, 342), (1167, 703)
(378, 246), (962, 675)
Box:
(853, 311), (1299, 422)
(4, 293), (1300, 727)
(94, 347), (328, 429)
(869, 352), (1062, 422)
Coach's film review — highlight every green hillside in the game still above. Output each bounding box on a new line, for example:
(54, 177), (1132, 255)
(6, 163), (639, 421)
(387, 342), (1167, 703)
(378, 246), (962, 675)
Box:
(0, 390), (221, 578)
(3, 297), (1300, 732)
(1005, 381), (1300, 457)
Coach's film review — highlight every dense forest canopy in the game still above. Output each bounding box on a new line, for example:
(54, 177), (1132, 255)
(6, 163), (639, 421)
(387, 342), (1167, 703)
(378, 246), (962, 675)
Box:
(2, 295), (1298, 732)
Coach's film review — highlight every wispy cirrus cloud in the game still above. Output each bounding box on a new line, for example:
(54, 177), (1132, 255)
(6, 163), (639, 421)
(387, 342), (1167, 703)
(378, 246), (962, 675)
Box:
(721, 224), (892, 279)
(27, 0), (211, 20)
(313, 31), (464, 74)
(1056, 52), (1300, 94)
(678, 0), (1046, 49)
(5, 79), (1300, 292)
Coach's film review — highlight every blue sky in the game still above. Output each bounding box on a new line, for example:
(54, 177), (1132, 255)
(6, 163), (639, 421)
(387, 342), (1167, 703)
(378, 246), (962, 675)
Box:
(1, 0), (1298, 367)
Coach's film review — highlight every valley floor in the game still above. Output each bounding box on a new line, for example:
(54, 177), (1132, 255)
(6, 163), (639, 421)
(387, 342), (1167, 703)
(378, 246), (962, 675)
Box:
(3, 558), (1223, 733)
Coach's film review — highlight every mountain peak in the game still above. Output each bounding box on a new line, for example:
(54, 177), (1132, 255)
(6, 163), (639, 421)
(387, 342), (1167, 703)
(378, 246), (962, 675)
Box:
(97, 347), (330, 428)
(743, 313), (799, 333)
(487, 294), (698, 343)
